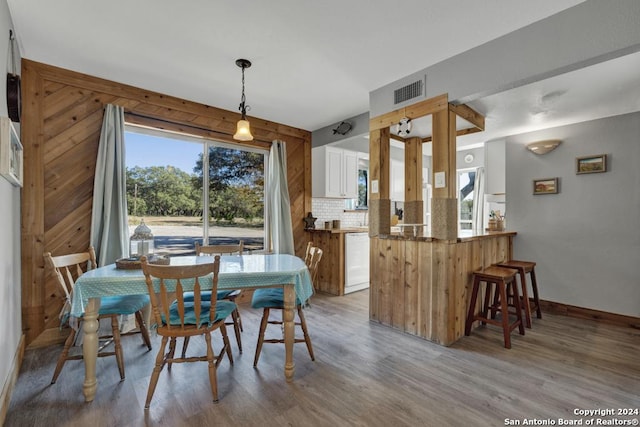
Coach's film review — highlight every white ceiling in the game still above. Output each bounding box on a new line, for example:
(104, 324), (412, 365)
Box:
(7, 0), (589, 133)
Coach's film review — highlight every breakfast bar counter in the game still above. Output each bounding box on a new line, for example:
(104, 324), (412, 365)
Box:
(369, 230), (517, 346)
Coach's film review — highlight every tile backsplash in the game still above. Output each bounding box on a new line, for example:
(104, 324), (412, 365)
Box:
(311, 198), (368, 228)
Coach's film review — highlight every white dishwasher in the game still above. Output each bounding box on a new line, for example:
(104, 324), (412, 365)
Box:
(344, 232), (370, 294)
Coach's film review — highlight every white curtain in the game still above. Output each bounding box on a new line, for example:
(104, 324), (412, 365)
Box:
(267, 140), (295, 255)
(472, 167), (485, 232)
(90, 104), (129, 266)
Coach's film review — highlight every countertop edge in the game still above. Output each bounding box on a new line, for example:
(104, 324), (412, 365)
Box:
(305, 228), (369, 234)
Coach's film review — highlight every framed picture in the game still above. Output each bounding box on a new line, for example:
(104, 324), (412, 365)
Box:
(576, 154), (607, 174)
(533, 177), (558, 195)
(0, 117), (23, 187)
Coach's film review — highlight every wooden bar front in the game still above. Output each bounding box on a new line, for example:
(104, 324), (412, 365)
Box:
(369, 231), (515, 346)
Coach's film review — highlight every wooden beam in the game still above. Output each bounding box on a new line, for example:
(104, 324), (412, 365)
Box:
(369, 93), (449, 132)
(449, 103), (485, 131)
(420, 126), (482, 143)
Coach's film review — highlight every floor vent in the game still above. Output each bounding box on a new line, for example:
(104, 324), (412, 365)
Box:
(394, 80), (423, 104)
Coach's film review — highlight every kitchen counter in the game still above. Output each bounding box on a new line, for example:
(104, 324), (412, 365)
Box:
(306, 227), (369, 234)
(378, 228), (515, 242)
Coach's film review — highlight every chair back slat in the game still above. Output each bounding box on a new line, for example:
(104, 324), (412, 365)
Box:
(141, 255), (221, 332)
(44, 247), (97, 306)
(159, 278), (171, 329)
(195, 241), (244, 256)
(306, 247), (323, 289)
(303, 241), (313, 265)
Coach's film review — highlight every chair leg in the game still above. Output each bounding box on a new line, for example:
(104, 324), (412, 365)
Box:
(204, 331), (219, 403)
(135, 311), (152, 350)
(498, 282), (511, 349)
(145, 336), (168, 409)
(218, 324), (233, 366)
(253, 308), (270, 367)
(181, 336), (191, 358)
(511, 280), (525, 335)
(167, 337), (177, 371)
(481, 281), (493, 325)
(228, 295), (244, 332)
(465, 277), (481, 336)
(516, 268), (532, 328)
(297, 306), (315, 361)
(236, 308), (244, 332)
(231, 308), (243, 353)
(530, 269), (543, 319)
(51, 325), (78, 384)
(110, 316), (125, 381)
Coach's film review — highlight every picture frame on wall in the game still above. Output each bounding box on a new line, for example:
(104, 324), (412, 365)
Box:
(0, 116), (23, 187)
(576, 154), (607, 174)
(533, 177), (558, 195)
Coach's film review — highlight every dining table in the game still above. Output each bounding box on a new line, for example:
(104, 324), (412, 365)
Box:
(71, 253), (314, 402)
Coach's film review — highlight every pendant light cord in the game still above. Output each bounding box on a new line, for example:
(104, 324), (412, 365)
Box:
(239, 65), (250, 119)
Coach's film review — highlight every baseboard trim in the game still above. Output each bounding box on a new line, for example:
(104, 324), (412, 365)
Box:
(26, 326), (68, 349)
(1, 334), (26, 426)
(540, 300), (640, 329)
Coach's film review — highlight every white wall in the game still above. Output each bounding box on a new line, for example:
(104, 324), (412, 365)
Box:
(506, 112), (640, 317)
(0, 0), (21, 399)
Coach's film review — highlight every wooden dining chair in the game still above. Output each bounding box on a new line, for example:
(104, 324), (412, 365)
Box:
(303, 241), (313, 265)
(140, 255), (234, 408)
(182, 241), (244, 354)
(251, 247), (323, 367)
(44, 247), (152, 384)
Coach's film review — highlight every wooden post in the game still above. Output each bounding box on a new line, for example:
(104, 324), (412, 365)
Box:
(430, 108), (458, 241)
(369, 127), (390, 237)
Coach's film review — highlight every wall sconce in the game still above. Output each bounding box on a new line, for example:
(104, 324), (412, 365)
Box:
(526, 139), (561, 155)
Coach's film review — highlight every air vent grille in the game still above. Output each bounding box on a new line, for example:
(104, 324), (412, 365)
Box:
(394, 80), (423, 104)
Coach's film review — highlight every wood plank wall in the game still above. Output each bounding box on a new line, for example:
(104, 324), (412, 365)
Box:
(21, 60), (312, 347)
(307, 231), (345, 296)
(369, 235), (512, 345)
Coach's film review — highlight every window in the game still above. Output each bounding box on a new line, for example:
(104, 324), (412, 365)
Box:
(125, 126), (266, 256)
(457, 169), (476, 230)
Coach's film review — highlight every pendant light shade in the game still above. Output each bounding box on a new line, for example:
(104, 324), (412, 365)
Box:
(233, 58), (254, 141)
(234, 119), (253, 141)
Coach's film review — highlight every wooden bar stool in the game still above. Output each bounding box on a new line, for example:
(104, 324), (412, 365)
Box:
(465, 266), (525, 349)
(496, 260), (542, 328)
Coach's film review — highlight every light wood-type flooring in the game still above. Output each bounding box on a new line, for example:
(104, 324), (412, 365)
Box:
(6, 290), (640, 426)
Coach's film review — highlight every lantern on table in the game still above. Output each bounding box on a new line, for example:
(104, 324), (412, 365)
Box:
(130, 219), (154, 258)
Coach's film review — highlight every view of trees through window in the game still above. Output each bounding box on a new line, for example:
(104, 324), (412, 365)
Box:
(125, 128), (265, 256)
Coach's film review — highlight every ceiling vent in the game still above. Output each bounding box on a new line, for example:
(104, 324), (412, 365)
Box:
(394, 79), (423, 105)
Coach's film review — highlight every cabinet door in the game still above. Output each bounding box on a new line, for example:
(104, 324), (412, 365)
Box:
(325, 147), (343, 197)
(342, 150), (358, 198)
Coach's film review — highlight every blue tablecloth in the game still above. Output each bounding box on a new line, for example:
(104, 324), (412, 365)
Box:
(71, 254), (313, 317)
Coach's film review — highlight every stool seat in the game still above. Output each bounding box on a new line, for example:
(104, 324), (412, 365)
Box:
(473, 266), (520, 281)
(498, 260), (535, 273)
(465, 266), (525, 349)
(496, 259), (542, 328)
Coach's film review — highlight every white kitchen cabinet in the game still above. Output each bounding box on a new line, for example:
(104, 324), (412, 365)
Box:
(312, 146), (358, 198)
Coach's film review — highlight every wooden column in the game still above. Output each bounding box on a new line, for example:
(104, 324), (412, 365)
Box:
(430, 109), (458, 241)
(21, 60), (46, 345)
(368, 127), (390, 237)
(403, 136), (423, 235)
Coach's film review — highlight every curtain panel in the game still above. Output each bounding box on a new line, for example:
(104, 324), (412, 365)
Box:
(90, 104), (129, 266)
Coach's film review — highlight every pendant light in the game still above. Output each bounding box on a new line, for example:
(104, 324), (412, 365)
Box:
(233, 58), (254, 141)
